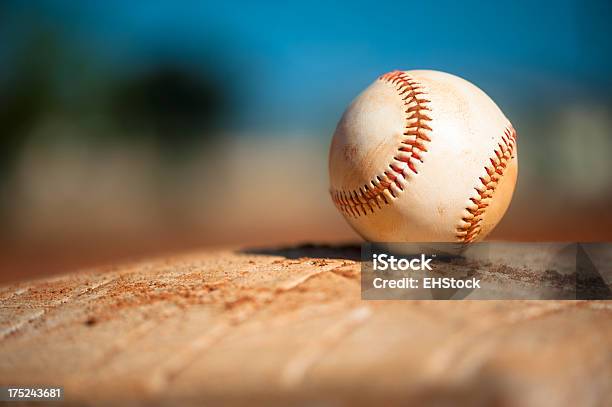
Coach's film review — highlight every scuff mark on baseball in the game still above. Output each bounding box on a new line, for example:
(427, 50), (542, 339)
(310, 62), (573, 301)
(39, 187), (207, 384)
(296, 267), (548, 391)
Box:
(329, 70), (518, 243)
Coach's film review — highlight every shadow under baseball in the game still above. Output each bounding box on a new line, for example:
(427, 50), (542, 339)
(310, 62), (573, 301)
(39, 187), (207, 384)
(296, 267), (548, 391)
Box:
(240, 242), (361, 261)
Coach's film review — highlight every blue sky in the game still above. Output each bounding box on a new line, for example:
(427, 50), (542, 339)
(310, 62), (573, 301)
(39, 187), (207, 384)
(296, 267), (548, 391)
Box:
(3, 0), (611, 133)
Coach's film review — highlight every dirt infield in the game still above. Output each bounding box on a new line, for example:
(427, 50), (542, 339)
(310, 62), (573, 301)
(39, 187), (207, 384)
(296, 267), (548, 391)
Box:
(1, 244), (611, 406)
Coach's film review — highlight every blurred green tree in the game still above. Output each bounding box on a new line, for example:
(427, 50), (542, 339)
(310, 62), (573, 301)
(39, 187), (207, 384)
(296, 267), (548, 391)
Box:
(109, 64), (228, 155)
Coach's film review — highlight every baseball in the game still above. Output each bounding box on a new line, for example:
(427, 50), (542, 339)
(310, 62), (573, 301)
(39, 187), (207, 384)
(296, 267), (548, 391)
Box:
(329, 70), (518, 243)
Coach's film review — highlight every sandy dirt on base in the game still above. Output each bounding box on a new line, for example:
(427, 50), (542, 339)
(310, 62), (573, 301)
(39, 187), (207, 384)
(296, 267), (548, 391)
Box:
(0, 244), (611, 406)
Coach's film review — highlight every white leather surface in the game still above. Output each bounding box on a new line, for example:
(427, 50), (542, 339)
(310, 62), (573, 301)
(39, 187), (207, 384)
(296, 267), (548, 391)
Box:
(329, 70), (518, 242)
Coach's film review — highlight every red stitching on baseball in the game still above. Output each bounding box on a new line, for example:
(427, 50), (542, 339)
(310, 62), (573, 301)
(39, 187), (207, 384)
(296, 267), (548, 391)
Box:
(330, 71), (432, 217)
(456, 125), (517, 243)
